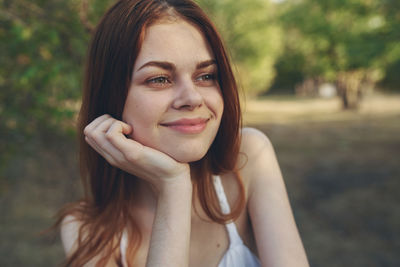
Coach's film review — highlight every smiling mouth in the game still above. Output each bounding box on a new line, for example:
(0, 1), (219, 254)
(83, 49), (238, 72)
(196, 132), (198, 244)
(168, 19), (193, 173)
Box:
(160, 118), (209, 134)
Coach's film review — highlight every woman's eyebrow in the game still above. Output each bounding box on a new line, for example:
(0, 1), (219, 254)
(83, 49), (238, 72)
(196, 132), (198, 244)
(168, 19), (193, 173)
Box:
(137, 61), (175, 71)
(196, 59), (216, 69)
(136, 59), (216, 72)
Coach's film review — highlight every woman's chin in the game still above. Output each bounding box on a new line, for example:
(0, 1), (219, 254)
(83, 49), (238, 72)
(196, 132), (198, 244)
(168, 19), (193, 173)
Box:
(132, 133), (212, 163)
(166, 150), (207, 163)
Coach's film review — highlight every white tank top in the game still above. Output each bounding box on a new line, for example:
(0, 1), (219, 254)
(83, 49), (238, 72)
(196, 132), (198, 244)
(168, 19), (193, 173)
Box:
(213, 175), (261, 267)
(120, 175), (261, 267)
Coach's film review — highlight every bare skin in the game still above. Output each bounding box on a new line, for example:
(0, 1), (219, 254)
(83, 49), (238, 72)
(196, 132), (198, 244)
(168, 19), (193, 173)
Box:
(61, 20), (309, 267)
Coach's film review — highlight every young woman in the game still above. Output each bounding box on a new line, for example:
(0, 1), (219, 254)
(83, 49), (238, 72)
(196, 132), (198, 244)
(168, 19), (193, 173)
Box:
(59, 0), (309, 266)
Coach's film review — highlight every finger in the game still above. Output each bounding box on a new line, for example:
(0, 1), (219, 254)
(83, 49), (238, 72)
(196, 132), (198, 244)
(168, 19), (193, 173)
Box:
(85, 135), (103, 155)
(85, 134), (125, 167)
(117, 120), (133, 136)
(85, 117), (134, 168)
(106, 120), (133, 138)
(85, 117), (115, 150)
(86, 116), (121, 148)
(83, 114), (111, 136)
(91, 117), (116, 134)
(86, 119), (125, 158)
(106, 121), (143, 161)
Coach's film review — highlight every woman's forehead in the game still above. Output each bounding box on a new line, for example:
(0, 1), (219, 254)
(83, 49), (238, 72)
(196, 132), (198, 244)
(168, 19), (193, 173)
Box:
(133, 20), (214, 70)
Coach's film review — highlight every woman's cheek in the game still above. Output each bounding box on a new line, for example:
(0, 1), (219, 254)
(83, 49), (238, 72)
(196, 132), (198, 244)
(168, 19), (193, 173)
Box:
(206, 91), (224, 119)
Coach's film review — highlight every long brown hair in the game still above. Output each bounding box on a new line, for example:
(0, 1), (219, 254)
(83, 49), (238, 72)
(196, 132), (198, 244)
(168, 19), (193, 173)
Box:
(57, 0), (244, 265)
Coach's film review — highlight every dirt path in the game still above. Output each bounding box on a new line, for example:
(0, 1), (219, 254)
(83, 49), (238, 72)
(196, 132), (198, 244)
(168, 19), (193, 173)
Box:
(244, 94), (400, 267)
(1, 94), (399, 266)
(243, 93), (400, 125)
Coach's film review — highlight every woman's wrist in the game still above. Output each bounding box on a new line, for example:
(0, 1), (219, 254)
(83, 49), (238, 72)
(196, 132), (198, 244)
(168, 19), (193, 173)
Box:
(147, 171), (192, 267)
(156, 172), (193, 199)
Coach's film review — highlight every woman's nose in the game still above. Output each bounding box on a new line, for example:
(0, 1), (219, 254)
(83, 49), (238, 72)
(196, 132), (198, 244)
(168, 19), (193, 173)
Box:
(172, 78), (203, 110)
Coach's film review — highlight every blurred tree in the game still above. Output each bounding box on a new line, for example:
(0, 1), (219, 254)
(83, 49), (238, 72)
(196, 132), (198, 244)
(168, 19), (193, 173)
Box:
(0, 0), (283, 145)
(376, 0), (400, 91)
(0, 0), (115, 182)
(1, 0), (86, 135)
(2, 0), (397, 134)
(274, 0), (399, 108)
(0, 0), (118, 133)
(198, 0), (283, 96)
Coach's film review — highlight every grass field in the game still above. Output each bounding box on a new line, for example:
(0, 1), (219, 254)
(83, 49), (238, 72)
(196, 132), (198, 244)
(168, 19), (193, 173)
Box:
(1, 93), (399, 266)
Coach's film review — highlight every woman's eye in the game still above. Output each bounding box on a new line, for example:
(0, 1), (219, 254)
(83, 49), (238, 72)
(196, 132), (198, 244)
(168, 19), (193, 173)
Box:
(149, 76), (169, 83)
(146, 76), (171, 88)
(196, 73), (217, 85)
(198, 74), (214, 81)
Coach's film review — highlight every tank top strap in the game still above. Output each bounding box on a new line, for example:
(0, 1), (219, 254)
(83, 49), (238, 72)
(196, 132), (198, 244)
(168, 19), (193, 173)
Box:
(212, 175), (243, 247)
(120, 229), (128, 267)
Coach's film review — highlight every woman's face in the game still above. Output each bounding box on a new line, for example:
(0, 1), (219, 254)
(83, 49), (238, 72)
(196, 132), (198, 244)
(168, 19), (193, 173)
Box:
(122, 19), (224, 163)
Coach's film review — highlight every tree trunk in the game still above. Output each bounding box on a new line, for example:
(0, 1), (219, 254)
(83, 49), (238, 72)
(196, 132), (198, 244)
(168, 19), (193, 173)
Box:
(336, 71), (364, 110)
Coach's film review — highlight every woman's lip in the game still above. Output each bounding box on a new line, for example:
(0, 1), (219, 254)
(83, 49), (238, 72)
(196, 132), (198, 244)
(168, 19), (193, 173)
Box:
(160, 118), (209, 134)
(161, 118), (209, 126)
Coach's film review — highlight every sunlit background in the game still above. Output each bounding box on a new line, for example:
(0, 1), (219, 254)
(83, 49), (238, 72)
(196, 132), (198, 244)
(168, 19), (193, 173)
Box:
(1, 0), (399, 266)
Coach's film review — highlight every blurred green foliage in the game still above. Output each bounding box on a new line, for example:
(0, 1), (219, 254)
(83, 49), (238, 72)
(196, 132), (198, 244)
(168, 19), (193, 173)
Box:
(1, 1), (398, 265)
(1, 0), (85, 134)
(273, 0), (400, 93)
(0, 0), (399, 136)
(197, 0), (283, 96)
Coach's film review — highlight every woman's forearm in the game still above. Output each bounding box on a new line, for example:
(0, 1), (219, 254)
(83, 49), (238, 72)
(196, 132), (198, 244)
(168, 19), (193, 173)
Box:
(146, 178), (193, 267)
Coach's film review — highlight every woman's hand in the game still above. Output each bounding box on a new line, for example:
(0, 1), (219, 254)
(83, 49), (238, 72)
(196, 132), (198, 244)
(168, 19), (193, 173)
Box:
(83, 115), (193, 267)
(83, 114), (191, 191)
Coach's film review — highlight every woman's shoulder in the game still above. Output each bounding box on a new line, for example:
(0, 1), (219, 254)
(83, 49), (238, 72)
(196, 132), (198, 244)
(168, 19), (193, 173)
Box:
(60, 212), (83, 256)
(238, 127), (275, 172)
(237, 130), (309, 266)
(240, 127), (273, 153)
(60, 209), (119, 267)
(60, 202), (88, 256)
(237, 127), (282, 190)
